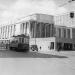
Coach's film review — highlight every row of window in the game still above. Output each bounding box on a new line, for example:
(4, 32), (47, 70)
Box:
(0, 25), (16, 39)
(57, 28), (71, 38)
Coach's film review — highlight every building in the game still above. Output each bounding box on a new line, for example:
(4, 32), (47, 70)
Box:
(55, 25), (73, 50)
(54, 11), (75, 51)
(0, 13), (75, 51)
(54, 11), (75, 27)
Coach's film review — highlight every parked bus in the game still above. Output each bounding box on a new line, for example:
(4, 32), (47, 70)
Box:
(7, 34), (29, 52)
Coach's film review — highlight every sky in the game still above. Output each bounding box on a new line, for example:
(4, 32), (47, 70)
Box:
(0, 0), (74, 24)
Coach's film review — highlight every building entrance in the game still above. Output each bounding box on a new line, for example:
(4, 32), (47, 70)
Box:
(57, 42), (62, 51)
(63, 43), (72, 50)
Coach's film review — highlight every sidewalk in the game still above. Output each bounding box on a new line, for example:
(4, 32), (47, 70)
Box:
(38, 50), (75, 57)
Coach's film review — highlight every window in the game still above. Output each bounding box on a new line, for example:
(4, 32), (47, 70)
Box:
(11, 26), (12, 34)
(22, 23), (25, 33)
(26, 22), (30, 36)
(67, 29), (70, 38)
(3, 27), (4, 39)
(0, 28), (1, 39)
(62, 28), (66, 38)
(7, 26), (9, 38)
(4, 26), (7, 39)
(5, 26), (8, 39)
(22, 38), (24, 43)
(1, 28), (2, 39)
(36, 22), (40, 38)
(41, 22), (45, 38)
(50, 42), (54, 49)
(54, 27), (56, 37)
(14, 25), (16, 31)
(73, 44), (75, 48)
(58, 28), (61, 38)
(30, 21), (36, 38)
(46, 23), (50, 37)
(64, 29), (66, 38)
(50, 24), (54, 37)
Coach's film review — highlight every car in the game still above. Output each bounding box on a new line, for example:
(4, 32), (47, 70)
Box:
(30, 45), (38, 52)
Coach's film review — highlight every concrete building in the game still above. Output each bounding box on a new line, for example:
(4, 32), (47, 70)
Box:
(54, 11), (75, 27)
(0, 13), (75, 51)
(55, 25), (73, 51)
(54, 11), (75, 51)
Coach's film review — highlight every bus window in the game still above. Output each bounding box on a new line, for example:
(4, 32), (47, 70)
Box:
(26, 38), (29, 44)
(24, 38), (26, 43)
(19, 38), (21, 43)
(50, 42), (54, 49)
(19, 37), (24, 43)
(22, 38), (24, 43)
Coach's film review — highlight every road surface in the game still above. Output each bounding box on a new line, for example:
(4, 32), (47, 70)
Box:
(0, 50), (75, 75)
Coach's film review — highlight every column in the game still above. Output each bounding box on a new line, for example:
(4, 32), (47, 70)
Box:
(40, 22), (41, 38)
(28, 21), (31, 37)
(45, 23), (46, 38)
(34, 21), (37, 38)
(23, 23), (25, 34)
(70, 28), (72, 39)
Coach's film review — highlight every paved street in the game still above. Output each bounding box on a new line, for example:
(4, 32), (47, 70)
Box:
(0, 50), (68, 58)
(0, 50), (75, 75)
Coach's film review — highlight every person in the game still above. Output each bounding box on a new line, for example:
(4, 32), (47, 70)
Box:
(57, 46), (62, 52)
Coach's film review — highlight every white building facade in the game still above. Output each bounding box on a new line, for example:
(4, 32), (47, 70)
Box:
(0, 13), (75, 51)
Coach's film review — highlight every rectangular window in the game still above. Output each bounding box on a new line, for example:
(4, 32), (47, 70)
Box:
(3, 27), (4, 39)
(58, 28), (61, 38)
(22, 38), (24, 43)
(8, 26), (9, 38)
(50, 42), (54, 49)
(23, 23), (25, 34)
(26, 22), (29, 36)
(36, 22), (40, 38)
(62, 28), (66, 38)
(5, 26), (6, 39)
(54, 27), (56, 37)
(64, 29), (66, 38)
(1, 28), (2, 39)
(46, 23), (50, 37)
(21, 23), (26, 34)
(13, 25), (16, 35)
(30, 21), (35, 38)
(67, 29), (70, 38)
(41, 22), (45, 38)
(50, 24), (54, 37)
(0, 28), (1, 39)
(11, 25), (12, 34)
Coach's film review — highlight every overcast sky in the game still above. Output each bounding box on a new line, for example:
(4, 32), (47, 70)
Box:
(0, 0), (75, 24)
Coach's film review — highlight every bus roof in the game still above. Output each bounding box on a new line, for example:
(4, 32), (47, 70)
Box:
(12, 34), (29, 38)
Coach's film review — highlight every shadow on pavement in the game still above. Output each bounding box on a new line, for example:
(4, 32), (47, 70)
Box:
(0, 51), (68, 58)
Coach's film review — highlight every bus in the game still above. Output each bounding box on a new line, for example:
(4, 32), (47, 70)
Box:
(8, 34), (29, 52)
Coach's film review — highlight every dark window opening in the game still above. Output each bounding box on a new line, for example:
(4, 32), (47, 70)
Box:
(57, 42), (62, 51)
(50, 42), (54, 49)
(63, 43), (72, 50)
